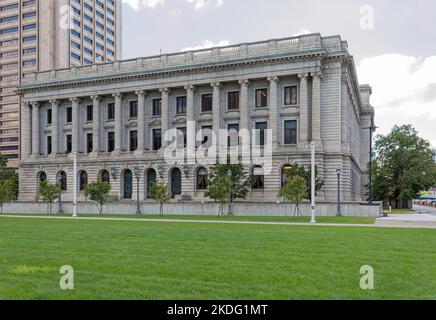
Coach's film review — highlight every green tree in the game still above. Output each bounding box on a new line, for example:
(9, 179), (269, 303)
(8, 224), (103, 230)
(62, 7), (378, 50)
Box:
(85, 180), (111, 215)
(206, 162), (253, 215)
(278, 176), (308, 216)
(205, 175), (231, 216)
(0, 179), (16, 213)
(0, 154), (18, 200)
(284, 163), (323, 200)
(35, 180), (60, 214)
(372, 125), (436, 208)
(149, 180), (170, 216)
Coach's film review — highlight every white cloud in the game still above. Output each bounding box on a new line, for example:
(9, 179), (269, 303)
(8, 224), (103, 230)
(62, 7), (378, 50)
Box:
(122, 0), (164, 10)
(186, 0), (223, 10)
(181, 40), (230, 52)
(357, 54), (436, 146)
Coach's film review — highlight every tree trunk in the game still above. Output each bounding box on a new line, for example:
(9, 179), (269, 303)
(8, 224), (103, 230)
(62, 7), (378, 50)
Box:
(160, 202), (163, 216)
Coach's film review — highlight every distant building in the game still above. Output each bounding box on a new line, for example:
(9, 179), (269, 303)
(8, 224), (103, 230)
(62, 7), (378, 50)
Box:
(0, 0), (122, 167)
(17, 34), (375, 203)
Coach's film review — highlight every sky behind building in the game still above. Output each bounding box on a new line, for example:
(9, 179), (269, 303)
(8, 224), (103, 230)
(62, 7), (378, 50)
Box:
(121, 0), (436, 146)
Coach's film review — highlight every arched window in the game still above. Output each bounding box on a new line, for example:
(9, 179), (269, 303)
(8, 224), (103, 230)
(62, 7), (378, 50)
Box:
(57, 171), (67, 191)
(123, 170), (133, 199)
(281, 165), (292, 187)
(146, 169), (156, 198)
(100, 170), (110, 184)
(196, 167), (208, 191)
(170, 168), (182, 198)
(252, 166), (264, 190)
(79, 171), (88, 191)
(38, 171), (47, 183)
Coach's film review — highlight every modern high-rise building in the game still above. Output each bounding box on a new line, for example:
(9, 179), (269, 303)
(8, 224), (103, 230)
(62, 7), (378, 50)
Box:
(0, 0), (122, 167)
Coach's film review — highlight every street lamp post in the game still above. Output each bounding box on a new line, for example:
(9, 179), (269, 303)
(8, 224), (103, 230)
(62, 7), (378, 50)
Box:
(227, 169), (232, 216)
(72, 152), (78, 218)
(336, 168), (342, 217)
(310, 142), (316, 224)
(363, 125), (378, 203)
(133, 167), (141, 215)
(57, 175), (63, 214)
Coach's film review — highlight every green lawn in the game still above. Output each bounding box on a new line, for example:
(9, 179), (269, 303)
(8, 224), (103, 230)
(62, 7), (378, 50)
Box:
(2, 213), (376, 225)
(0, 217), (435, 300)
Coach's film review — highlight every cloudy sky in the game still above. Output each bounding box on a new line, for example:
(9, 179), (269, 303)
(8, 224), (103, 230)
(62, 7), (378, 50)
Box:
(121, 0), (436, 147)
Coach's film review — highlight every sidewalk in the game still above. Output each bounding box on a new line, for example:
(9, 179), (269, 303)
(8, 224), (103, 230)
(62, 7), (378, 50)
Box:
(376, 214), (436, 229)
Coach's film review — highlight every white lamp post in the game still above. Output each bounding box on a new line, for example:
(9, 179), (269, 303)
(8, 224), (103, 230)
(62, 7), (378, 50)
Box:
(72, 152), (78, 218)
(310, 142), (316, 224)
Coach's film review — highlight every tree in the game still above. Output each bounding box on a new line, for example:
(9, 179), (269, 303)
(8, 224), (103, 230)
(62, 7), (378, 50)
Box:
(0, 154), (18, 200)
(205, 175), (231, 216)
(284, 163), (323, 200)
(372, 125), (436, 208)
(0, 179), (16, 213)
(149, 180), (170, 216)
(278, 176), (308, 216)
(35, 180), (60, 214)
(85, 180), (111, 215)
(206, 162), (253, 215)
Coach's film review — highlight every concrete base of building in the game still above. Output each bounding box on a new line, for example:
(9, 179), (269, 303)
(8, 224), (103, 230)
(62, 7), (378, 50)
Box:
(2, 201), (382, 217)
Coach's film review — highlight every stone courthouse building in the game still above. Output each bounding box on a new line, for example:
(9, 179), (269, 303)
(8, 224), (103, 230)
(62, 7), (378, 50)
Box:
(17, 33), (375, 203)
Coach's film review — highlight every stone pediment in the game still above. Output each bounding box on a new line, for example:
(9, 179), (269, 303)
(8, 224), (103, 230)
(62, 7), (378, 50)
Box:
(173, 116), (187, 125)
(149, 118), (162, 126)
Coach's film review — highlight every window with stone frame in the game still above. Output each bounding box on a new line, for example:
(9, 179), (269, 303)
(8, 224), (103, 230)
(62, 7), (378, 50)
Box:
(255, 89), (268, 108)
(86, 105), (93, 122)
(130, 130), (138, 151)
(201, 94), (213, 113)
(47, 108), (52, 125)
(107, 103), (115, 120)
(284, 120), (297, 145)
(152, 99), (162, 116)
(196, 167), (208, 191)
(176, 96), (187, 115)
(129, 100), (138, 118)
(47, 136), (52, 155)
(66, 107), (72, 123)
(255, 122), (268, 146)
(284, 86), (298, 105)
(86, 133), (93, 153)
(66, 135), (72, 153)
(153, 129), (161, 151)
(107, 132), (115, 152)
(228, 91), (240, 110)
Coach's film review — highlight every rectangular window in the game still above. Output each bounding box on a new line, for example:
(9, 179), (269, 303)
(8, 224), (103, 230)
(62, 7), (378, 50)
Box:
(87, 133), (93, 153)
(47, 136), (52, 155)
(256, 89), (268, 108)
(152, 99), (161, 116)
(255, 122), (268, 146)
(201, 94), (213, 113)
(47, 109), (52, 125)
(107, 132), (115, 152)
(153, 129), (162, 151)
(66, 107), (72, 123)
(129, 101), (138, 118)
(201, 125), (212, 147)
(228, 123), (240, 147)
(107, 103), (115, 120)
(228, 92), (239, 110)
(86, 105), (93, 122)
(284, 86), (298, 105)
(130, 130), (138, 152)
(66, 135), (72, 153)
(177, 127), (187, 149)
(176, 96), (187, 114)
(284, 120), (297, 145)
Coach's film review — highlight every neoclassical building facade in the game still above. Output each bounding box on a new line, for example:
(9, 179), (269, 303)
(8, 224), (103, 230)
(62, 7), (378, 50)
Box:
(17, 33), (375, 203)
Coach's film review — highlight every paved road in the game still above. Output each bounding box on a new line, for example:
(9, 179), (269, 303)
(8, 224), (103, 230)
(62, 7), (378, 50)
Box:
(413, 204), (436, 215)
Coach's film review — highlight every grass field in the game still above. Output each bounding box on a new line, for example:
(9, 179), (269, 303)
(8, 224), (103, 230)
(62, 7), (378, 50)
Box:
(0, 216), (435, 300)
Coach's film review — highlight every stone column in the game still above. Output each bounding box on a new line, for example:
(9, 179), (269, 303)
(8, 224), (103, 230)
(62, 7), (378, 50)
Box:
(239, 79), (249, 130)
(298, 73), (309, 144)
(91, 95), (101, 154)
(50, 99), (59, 156)
(113, 93), (123, 153)
(185, 85), (195, 161)
(211, 82), (221, 143)
(135, 90), (146, 156)
(31, 102), (40, 157)
(160, 88), (169, 148)
(22, 102), (32, 158)
(268, 76), (279, 148)
(70, 97), (81, 154)
(311, 72), (322, 144)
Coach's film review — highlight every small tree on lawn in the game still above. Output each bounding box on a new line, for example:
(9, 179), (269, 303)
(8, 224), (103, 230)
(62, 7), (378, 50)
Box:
(205, 175), (231, 216)
(35, 180), (60, 214)
(0, 179), (16, 214)
(284, 163), (323, 201)
(85, 180), (111, 215)
(149, 180), (170, 216)
(278, 176), (308, 216)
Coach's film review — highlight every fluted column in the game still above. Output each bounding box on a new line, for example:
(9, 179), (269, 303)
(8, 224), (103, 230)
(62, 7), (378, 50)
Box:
(298, 73), (309, 144)
(113, 93), (123, 153)
(22, 102), (32, 158)
(91, 95), (101, 154)
(239, 79), (249, 130)
(211, 82), (221, 143)
(70, 97), (81, 154)
(185, 85), (195, 159)
(160, 88), (169, 148)
(311, 72), (322, 144)
(50, 99), (59, 156)
(135, 90), (146, 155)
(31, 102), (40, 157)
(268, 76), (279, 148)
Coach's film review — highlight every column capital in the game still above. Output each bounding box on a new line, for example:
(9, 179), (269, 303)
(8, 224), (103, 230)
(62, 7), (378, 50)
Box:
(91, 95), (102, 102)
(22, 101), (31, 108)
(135, 90), (147, 97)
(267, 76), (279, 83)
(159, 87), (170, 94)
(238, 79), (250, 86)
(49, 99), (60, 106)
(298, 73), (309, 80)
(69, 97), (81, 104)
(31, 101), (40, 108)
(184, 85), (196, 92)
(112, 92), (123, 99)
(311, 71), (323, 79)
(211, 82), (221, 88)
